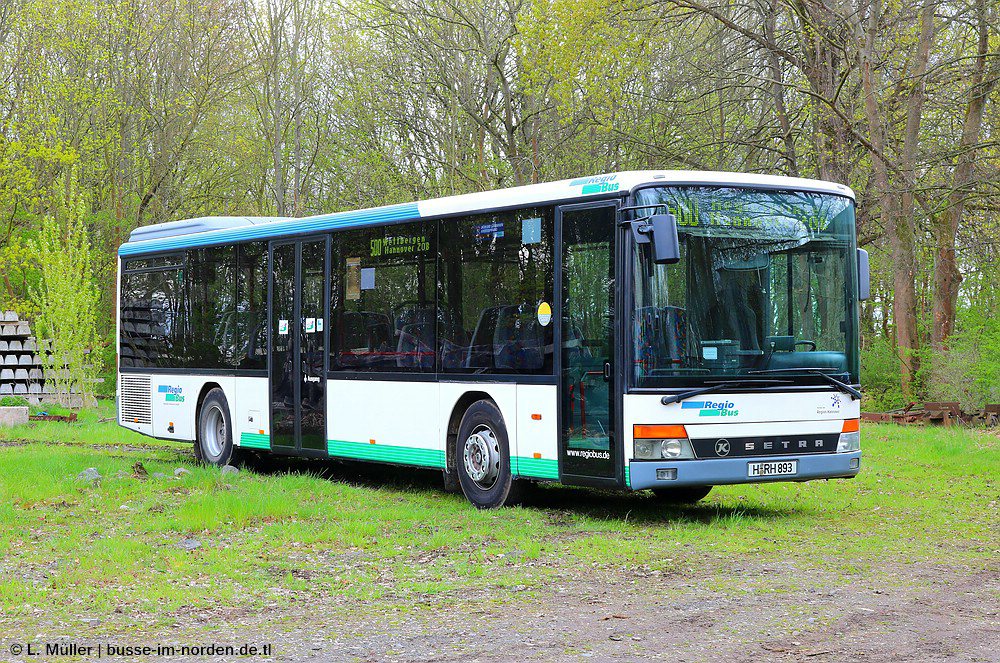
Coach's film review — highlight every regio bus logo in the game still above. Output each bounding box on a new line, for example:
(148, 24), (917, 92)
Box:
(158, 385), (184, 403)
(682, 400), (739, 417)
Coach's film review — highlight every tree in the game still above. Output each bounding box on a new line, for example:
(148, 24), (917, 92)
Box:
(30, 173), (101, 407)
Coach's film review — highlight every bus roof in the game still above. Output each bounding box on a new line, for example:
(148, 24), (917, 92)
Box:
(118, 170), (855, 257)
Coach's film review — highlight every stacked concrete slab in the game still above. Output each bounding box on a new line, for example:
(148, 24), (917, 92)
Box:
(0, 311), (48, 405)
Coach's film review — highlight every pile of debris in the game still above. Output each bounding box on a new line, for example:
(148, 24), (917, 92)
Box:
(862, 402), (1000, 426)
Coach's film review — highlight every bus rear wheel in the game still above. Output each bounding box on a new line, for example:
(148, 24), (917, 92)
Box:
(195, 388), (241, 467)
(651, 485), (712, 503)
(455, 400), (522, 509)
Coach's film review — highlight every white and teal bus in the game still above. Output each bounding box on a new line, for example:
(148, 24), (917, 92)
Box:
(117, 171), (866, 508)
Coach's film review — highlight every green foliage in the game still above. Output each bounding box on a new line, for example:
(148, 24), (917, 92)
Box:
(29, 173), (102, 408)
(861, 335), (907, 411)
(0, 0), (994, 405)
(0, 396), (30, 407)
(922, 309), (1000, 409)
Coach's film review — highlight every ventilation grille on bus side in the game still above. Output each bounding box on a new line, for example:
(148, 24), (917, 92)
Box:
(120, 375), (152, 425)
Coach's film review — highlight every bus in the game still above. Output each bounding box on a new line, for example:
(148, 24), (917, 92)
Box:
(117, 171), (867, 508)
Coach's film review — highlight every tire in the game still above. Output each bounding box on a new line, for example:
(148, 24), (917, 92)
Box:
(195, 388), (241, 467)
(651, 485), (712, 504)
(455, 400), (522, 509)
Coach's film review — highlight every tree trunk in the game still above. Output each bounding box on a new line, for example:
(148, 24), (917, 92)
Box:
(890, 0), (936, 396)
(931, 0), (997, 346)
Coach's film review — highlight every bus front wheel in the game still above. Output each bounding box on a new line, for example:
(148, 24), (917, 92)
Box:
(455, 400), (522, 509)
(195, 388), (241, 467)
(651, 485), (712, 503)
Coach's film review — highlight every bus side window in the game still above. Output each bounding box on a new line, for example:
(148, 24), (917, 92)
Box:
(237, 242), (268, 370)
(437, 208), (554, 375)
(329, 223), (436, 372)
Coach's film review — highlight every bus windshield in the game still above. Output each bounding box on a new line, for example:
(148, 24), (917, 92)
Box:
(630, 186), (859, 389)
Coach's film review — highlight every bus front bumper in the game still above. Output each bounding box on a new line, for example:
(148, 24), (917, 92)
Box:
(627, 452), (861, 490)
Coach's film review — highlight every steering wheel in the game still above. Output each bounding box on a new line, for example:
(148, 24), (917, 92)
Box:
(795, 340), (817, 351)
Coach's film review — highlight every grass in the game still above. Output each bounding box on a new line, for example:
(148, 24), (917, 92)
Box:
(2, 400), (177, 449)
(0, 408), (996, 638)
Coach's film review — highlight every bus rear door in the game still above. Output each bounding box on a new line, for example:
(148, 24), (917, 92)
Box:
(269, 237), (329, 456)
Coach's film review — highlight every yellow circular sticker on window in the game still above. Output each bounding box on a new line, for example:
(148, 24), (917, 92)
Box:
(537, 301), (552, 326)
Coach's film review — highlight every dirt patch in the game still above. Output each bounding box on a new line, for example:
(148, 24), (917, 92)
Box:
(131, 560), (996, 662)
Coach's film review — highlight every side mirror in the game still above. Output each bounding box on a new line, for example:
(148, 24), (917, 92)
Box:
(857, 248), (870, 301)
(649, 214), (680, 265)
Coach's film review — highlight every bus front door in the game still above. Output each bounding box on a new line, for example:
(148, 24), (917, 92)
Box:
(270, 238), (329, 456)
(558, 202), (621, 485)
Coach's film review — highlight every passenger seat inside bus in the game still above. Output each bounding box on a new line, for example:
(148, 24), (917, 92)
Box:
(396, 322), (434, 368)
(493, 306), (544, 370)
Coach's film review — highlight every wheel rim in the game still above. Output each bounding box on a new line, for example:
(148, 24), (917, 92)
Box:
(203, 404), (226, 460)
(463, 424), (501, 490)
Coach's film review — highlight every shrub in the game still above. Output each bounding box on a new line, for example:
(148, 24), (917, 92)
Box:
(29, 174), (102, 408)
(0, 396), (30, 407)
(861, 334), (907, 411)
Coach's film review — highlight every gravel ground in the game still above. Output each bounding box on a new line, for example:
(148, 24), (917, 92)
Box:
(141, 559), (996, 662)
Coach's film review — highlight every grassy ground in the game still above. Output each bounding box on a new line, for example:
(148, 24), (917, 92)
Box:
(0, 404), (996, 641)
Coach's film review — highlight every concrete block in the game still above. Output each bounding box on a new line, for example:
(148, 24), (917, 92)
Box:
(0, 406), (28, 426)
(1, 311), (17, 322)
(8, 340), (21, 351)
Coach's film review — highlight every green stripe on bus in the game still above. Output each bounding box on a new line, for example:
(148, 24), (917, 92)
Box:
(513, 456), (559, 480)
(625, 464), (631, 488)
(240, 432), (270, 449)
(327, 439), (446, 468)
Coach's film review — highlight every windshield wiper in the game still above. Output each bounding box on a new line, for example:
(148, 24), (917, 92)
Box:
(747, 368), (862, 401)
(660, 379), (791, 405)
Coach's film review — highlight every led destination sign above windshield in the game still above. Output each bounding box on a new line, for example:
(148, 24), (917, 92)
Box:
(647, 188), (852, 236)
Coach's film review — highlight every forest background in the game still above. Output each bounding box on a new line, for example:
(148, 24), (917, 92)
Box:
(0, 0), (997, 409)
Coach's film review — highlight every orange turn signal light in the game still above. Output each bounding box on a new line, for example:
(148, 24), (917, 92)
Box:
(842, 419), (860, 433)
(633, 424), (687, 439)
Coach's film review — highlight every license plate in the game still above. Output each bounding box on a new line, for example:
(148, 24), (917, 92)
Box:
(747, 460), (798, 478)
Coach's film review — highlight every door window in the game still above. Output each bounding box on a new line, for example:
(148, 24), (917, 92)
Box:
(560, 205), (617, 479)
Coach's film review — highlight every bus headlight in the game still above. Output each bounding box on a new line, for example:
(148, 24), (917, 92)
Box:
(661, 438), (683, 458)
(633, 438), (694, 460)
(837, 419), (860, 452)
(635, 439), (655, 458)
(633, 425), (694, 460)
(837, 431), (860, 453)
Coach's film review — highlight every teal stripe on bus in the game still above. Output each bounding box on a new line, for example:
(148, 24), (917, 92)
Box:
(240, 432), (270, 449)
(513, 456), (559, 480)
(118, 201), (421, 256)
(327, 439), (446, 468)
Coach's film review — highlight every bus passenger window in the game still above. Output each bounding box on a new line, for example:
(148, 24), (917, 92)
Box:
(329, 223), (436, 372)
(437, 208), (554, 375)
(236, 242), (268, 370)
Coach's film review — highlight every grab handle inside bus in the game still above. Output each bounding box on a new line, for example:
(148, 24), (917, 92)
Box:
(649, 214), (680, 265)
